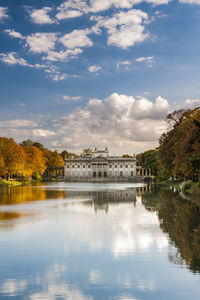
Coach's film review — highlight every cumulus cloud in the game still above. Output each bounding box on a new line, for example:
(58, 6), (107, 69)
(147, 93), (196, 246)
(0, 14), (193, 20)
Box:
(56, 0), (89, 20)
(63, 95), (82, 101)
(4, 29), (24, 39)
(26, 33), (57, 53)
(0, 7), (9, 21)
(59, 29), (93, 49)
(183, 98), (200, 109)
(30, 7), (55, 24)
(136, 56), (154, 63)
(91, 9), (149, 49)
(88, 65), (101, 73)
(43, 48), (83, 62)
(56, 0), (171, 19)
(50, 93), (169, 153)
(32, 129), (56, 137)
(0, 52), (32, 67)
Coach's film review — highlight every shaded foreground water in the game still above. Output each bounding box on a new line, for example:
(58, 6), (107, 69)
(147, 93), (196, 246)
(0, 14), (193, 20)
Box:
(0, 182), (200, 300)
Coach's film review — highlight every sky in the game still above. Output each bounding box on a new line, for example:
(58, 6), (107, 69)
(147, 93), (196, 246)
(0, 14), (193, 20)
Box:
(0, 0), (200, 155)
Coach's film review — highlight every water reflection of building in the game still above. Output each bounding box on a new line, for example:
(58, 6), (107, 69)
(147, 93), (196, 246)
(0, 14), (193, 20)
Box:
(64, 187), (138, 214)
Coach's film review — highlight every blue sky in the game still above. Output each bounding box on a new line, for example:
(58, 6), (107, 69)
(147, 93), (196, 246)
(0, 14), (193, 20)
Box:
(0, 0), (200, 154)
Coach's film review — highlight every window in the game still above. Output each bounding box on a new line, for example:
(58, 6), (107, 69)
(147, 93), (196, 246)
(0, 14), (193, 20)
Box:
(88, 165), (91, 168)
(131, 171), (133, 176)
(115, 165), (118, 168)
(67, 165), (70, 168)
(131, 165), (133, 168)
(126, 165), (128, 168)
(72, 165), (75, 168)
(78, 165), (80, 168)
(120, 165), (123, 168)
(120, 171), (123, 177)
(83, 165), (85, 168)
(109, 165), (112, 168)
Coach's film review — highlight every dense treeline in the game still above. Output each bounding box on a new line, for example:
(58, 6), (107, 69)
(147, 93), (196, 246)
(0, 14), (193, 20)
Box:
(137, 107), (200, 180)
(158, 107), (200, 180)
(0, 138), (64, 180)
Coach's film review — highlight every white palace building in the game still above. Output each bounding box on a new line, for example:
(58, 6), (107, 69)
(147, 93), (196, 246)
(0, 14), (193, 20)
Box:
(64, 147), (139, 181)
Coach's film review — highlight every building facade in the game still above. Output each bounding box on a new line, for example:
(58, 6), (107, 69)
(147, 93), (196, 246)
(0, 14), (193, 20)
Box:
(64, 147), (137, 181)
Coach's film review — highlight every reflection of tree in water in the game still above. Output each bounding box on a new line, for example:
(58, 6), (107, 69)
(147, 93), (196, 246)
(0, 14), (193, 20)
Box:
(0, 185), (65, 227)
(0, 185), (65, 206)
(141, 186), (200, 274)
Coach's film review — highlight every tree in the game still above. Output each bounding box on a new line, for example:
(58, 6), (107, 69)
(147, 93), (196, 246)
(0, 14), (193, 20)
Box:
(20, 139), (34, 147)
(158, 107), (200, 180)
(24, 146), (46, 177)
(47, 151), (64, 168)
(0, 137), (26, 178)
(82, 148), (93, 156)
(137, 149), (158, 175)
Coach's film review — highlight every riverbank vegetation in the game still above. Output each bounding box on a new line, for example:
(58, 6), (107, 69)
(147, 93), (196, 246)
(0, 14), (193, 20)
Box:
(137, 107), (200, 195)
(0, 138), (64, 182)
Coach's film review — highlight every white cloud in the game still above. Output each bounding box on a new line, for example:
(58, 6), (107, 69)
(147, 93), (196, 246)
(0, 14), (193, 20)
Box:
(183, 99), (200, 109)
(0, 7), (9, 21)
(30, 7), (55, 24)
(59, 29), (93, 49)
(91, 9), (149, 49)
(4, 29), (24, 39)
(63, 95), (82, 101)
(179, 0), (200, 4)
(56, 9), (83, 20)
(26, 32), (57, 53)
(0, 120), (37, 128)
(32, 129), (56, 137)
(136, 56), (154, 63)
(51, 92), (169, 153)
(88, 65), (101, 73)
(43, 48), (83, 62)
(0, 52), (32, 67)
(116, 60), (131, 69)
(56, 0), (89, 20)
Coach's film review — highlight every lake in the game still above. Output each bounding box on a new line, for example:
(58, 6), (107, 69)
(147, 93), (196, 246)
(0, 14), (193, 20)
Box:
(0, 182), (200, 299)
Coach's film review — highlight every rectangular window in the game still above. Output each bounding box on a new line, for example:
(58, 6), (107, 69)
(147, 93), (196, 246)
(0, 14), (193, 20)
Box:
(109, 165), (112, 168)
(67, 165), (70, 168)
(93, 172), (96, 178)
(83, 165), (85, 168)
(88, 171), (91, 177)
(78, 165), (80, 168)
(104, 172), (107, 177)
(131, 165), (133, 168)
(115, 171), (118, 177)
(120, 165), (123, 168)
(88, 165), (91, 168)
(72, 165), (75, 168)
(115, 165), (117, 168)
(126, 165), (128, 168)
(120, 171), (123, 177)
(98, 172), (102, 177)
(131, 171), (133, 176)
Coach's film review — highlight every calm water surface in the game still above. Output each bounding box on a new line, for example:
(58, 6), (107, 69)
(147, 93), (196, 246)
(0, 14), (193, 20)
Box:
(0, 182), (200, 300)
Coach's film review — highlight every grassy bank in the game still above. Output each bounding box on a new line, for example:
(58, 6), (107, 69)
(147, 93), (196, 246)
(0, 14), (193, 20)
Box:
(0, 179), (24, 186)
(162, 180), (200, 197)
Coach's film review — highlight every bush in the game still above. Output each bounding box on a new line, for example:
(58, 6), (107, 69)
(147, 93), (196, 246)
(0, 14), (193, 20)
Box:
(32, 172), (42, 182)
